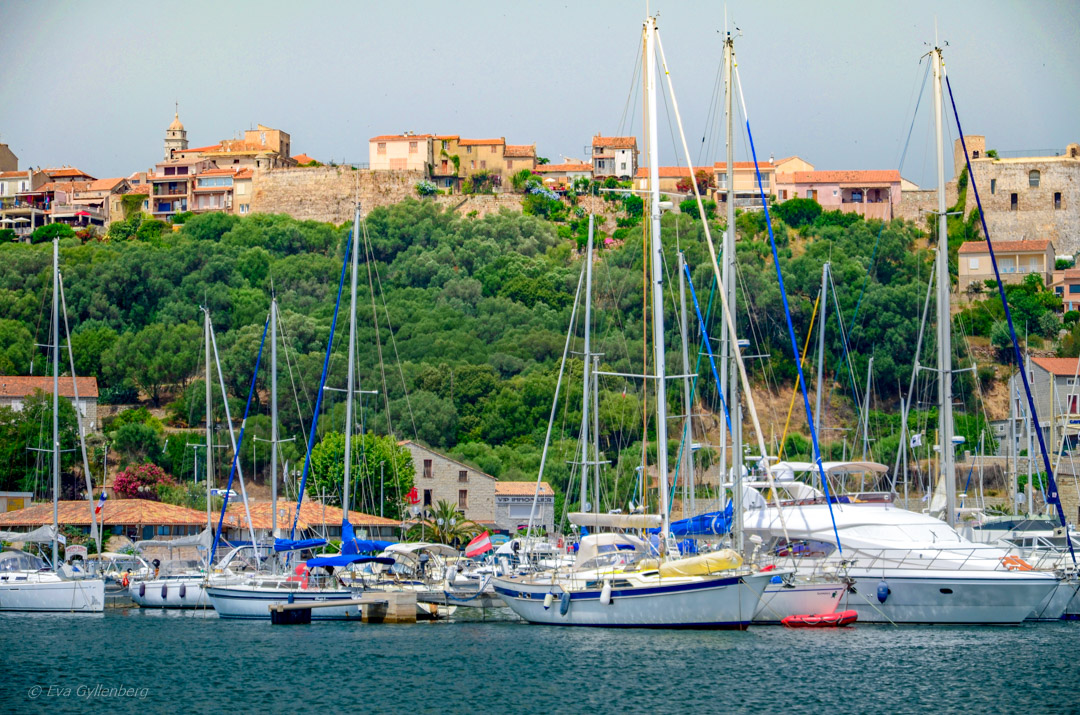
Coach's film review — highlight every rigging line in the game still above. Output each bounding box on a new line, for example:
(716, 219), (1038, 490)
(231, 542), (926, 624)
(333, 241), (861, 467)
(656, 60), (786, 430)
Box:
(289, 230), (351, 539)
(828, 269), (865, 425)
(945, 70), (1075, 564)
(276, 308), (310, 453)
(778, 290), (821, 459)
(735, 61), (842, 553)
(897, 59), (932, 174)
(698, 57), (725, 167)
(616, 38), (644, 139)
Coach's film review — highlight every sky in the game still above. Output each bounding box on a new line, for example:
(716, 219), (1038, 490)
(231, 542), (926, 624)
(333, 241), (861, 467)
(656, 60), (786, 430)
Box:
(1, 0), (1077, 189)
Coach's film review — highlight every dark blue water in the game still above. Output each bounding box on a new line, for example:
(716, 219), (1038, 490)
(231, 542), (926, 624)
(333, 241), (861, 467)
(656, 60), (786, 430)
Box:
(2, 609), (1078, 714)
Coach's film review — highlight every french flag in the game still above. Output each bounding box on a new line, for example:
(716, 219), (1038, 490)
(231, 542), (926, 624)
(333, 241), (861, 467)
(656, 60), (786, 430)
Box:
(465, 531), (493, 558)
(95, 492), (107, 515)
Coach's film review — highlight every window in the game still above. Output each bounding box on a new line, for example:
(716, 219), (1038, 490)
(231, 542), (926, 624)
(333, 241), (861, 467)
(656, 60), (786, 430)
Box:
(779, 190), (787, 200)
(237, 182), (247, 195)
(423, 459), (433, 478)
(1010, 193), (1018, 211)
(506, 160), (513, 170)
(1055, 192), (1062, 210)
(458, 470), (468, 483)
(423, 489), (432, 506)
(164, 167), (176, 176)
(968, 258), (979, 270)
(178, 167), (188, 175)
(1068, 378), (1076, 386)
(377, 142), (386, 154)
(1071, 395), (1079, 414)
(408, 141), (418, 153)
(1029, 170), (1040, 188)
(1069, 284), (1080, 294)
(973, 150), (980, 158)
(470, 160), (475, 170)
(239, 204), (249, 214)
(620, 162), (626, 170)
(466, 146), (472, 154)
(458, 489), (468, 509)
(990, 178), (996, 194)
(480, 160), (487, 169)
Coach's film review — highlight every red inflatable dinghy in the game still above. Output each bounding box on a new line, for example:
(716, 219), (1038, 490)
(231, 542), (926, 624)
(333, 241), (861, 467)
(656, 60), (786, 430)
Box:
(781, 610), (858, 628)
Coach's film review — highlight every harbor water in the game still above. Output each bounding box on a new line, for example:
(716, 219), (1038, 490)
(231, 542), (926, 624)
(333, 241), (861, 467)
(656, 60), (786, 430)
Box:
(3, 610), (1079, 714)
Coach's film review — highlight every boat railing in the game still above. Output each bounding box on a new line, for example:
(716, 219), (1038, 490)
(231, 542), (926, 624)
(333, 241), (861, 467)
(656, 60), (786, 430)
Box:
(839, 547), (1045, 574)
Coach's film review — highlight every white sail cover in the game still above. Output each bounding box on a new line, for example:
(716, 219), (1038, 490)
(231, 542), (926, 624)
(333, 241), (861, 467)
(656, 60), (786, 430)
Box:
(568, 513), (661, 529)
(0, 525), (57, 543)
(133, 529), (212, 551)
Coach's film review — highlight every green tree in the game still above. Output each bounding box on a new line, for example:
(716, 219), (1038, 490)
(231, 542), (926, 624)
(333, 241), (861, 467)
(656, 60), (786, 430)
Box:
(102, 322), (201, 406)
(0, 318), (33, 374)
(406, 499), (481, 546)
(308, 432), (414, 519)
(30, 223), (76, 244)
(772, 198), (822, 228)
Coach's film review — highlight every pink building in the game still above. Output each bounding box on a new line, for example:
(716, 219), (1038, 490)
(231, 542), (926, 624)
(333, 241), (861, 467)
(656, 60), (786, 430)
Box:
(774, 170), (902, 220)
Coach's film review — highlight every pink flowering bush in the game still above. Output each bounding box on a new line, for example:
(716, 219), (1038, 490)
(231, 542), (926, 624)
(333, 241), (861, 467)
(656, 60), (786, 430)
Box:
(112, 463), (174, 500)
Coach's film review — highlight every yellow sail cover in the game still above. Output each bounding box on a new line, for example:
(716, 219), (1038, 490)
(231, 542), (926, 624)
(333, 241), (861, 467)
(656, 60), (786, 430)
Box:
(657, 549), (743, 578)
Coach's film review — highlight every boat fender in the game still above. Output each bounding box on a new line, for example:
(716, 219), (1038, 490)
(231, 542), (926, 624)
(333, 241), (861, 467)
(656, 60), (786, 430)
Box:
(179, 584), (187, 599)
(161, 584), (168, 599)
(600, 580), (612, 606)
(138, 582), (146, 598)
(543, 593), (554, 610)
(876, 580), (890, 604)
(770, 575), (783, 584)
(559, 591), (571, 616)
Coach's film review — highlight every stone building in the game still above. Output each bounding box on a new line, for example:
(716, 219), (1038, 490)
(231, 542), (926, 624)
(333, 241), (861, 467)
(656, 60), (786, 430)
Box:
(591, 135), (638, 179)
(369, 133), (435, 172)
(494, 481), (554, 534)
(0, 376), (99, 434)
(164, 112), (188, 159)
(0, 142), (17, 172)
(400, 441), (496, 525)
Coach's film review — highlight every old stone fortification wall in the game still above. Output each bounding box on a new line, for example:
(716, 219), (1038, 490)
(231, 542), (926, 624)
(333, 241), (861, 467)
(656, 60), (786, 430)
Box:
(896, 185), (960, 227)
(433, 193), (523, 218)
(250, 167), (424, 223)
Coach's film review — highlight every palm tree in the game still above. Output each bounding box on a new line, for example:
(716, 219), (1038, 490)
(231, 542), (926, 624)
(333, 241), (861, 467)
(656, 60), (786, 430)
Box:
(407, 499), (481, 547)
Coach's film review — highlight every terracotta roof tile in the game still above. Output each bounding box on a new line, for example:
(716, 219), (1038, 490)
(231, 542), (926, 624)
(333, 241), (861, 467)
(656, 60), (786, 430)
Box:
(224, 500), (398, 531)
(535, 163), (593, 173)
(0, 499), (206, 527)
(291, 153), (316, 164)
(186, 144), (222, 153)
(957, 239), (1053, 255)
(1031, 357), (1080, 376)
(495, 481), (554, 496)
(458, 138), (505, 146)
(86, 178), (126, 192)
(44, 168), (95, 180)
(592, 135), (637, 149)
(774, 170), (901, 185)
(0, 171), (28, 178)
(634, 166), (695, 179)
(0, 376), (99, 399)
(369, 134), (434, 142)
(503, 144), (535, 158)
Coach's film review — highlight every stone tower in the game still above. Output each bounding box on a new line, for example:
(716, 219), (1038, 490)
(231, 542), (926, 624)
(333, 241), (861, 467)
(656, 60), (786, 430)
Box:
(953, 135), (985, 176)
(164, 108), (188, 159)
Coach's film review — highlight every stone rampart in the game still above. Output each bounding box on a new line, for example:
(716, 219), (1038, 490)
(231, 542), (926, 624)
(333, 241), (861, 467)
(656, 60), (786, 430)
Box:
(250, 167), (424, 223)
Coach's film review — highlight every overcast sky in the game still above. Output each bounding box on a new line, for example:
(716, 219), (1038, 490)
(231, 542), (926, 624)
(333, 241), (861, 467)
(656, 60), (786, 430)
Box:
(1, 1), (1077, 188)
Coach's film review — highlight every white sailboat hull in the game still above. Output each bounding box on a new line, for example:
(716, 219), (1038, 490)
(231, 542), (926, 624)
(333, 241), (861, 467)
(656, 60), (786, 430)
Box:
(0, 572), (105, 613)
(492, 572), (772, 628)
(129, 578), (210, 609)
(752, 579), (847, 624)
(207, 584), (362, 620)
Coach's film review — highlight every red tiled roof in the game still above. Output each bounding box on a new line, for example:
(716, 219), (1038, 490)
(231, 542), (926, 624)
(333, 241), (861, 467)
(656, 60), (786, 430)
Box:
(224, 500), (398, 531)
(535, 163), (593, 173)
(504, 144), (535, 158)
(1062, 269), (1080, 280)
(495, 481), (554, 496)
(198, 168), (240, 176)
(234, 168), (253, 179)
(592, 135), (637, 149)
(775, 170), (901, 185)
(1031, 357), (1080, 377)
(0, 499), (206, 527)
(0, 375), (99, 399)
(0, 170), (28, 178)
(634, 166), (695, 179)
(435, 135), (459, 141)
(291, 153), (315, 164)
(44, 168), (95, 180)
(369, 134), (434, 142)
(186, 144), (222, 153)
(957, 239), (1053, 255)
(458, 138), (505, 146)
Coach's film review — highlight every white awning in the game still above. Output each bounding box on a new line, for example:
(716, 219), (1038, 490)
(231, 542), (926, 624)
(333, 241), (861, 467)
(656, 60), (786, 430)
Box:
(568, 512), (661, 529)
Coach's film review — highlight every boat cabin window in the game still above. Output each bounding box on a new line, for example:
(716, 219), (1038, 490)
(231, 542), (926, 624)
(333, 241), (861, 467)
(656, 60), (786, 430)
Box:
(0, 550), (47, 572)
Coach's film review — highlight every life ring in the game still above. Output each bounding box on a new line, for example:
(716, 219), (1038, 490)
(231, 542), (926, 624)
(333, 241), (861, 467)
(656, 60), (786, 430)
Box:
(1001, 555), (1034, 571)
(121, 573), (130, 588)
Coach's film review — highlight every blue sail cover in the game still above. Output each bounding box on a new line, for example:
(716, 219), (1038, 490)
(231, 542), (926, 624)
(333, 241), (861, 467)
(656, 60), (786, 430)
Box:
(274, 538), (327, 553)
(341, 519), (393, 555)
(307, 555), (395, 568)
(652, 502), (733, 537)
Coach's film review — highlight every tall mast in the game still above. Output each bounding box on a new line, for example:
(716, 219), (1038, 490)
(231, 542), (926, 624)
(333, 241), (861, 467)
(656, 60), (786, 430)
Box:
(815, 262), (829, 440)
(579, 221), (593, 512)
(723, 29), (743, 554)
(51, 238), (60, 569)
(645, 16), (671, 545)
(678, 252), (697, 516)
(591, 353), (602, 517)
(270, 297), (278, 540)
(204, 309), (213, 540)
(861, 356), (873, 461)
(932, 44), (957, 527)
(342, 203), (361, 515)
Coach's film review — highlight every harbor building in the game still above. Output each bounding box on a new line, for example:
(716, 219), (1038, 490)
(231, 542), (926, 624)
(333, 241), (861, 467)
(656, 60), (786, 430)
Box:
(0, 376), (99, 434)
(494, 481), (554, 534)
(223, 500), (399, 542)
(0, 499), (207, 542)
(400, 441), (496, 526)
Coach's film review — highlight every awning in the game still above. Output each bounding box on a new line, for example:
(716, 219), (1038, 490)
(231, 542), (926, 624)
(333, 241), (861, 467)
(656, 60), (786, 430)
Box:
(568, 512), (661, 529)
(134, 529), (212, 550)
(0, 525), (56, 543)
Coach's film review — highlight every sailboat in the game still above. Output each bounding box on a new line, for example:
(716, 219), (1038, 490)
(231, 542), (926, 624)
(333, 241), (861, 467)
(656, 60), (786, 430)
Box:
(740, 38), (1063, 624)
(0, 238), (105, 612)
(492, 15), (774, 628)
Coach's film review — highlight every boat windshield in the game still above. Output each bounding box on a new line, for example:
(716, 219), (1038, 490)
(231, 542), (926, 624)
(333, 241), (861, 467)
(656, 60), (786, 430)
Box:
(0, 549), (48, 572)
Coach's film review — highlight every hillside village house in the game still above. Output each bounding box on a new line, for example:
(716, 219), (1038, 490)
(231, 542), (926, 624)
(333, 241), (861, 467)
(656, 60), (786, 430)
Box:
(957, 239), (1055, 292)
(503, 144), (537, 175)
(494, 481), (554, 534)
(0, 376), (99, 434)
(369, 133), (435, 172)
(1053, 269), (1080, 311)
(1004, 357), (1080, 457)
(774, 170), (902, 220)
(401, 441), (495, 526)
(591, 135), (638, 180)
(148, 156), (216, 220)
(535, 162), (593, 189)
(953, 136), (1080, 254)
(633, 166), (695, 194)
(712, 155), (814, 207)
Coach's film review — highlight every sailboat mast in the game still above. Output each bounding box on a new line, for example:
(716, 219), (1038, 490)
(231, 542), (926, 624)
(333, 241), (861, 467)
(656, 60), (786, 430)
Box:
(862, 356), (873, 461)
(815, 262), (829, 439)
(644, 16), (671, 544)
(52, 238), (59, 569)
(342, 203), (362, 515)
(580, 223), (593, 512)
(204, 309), (213, 537)
(270, 297), (278, 539)
(678, 252), (697, 515)
(932, 45), (957, 526)
(723, 30), (743, 554)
